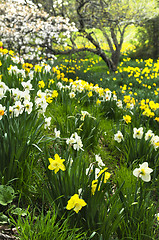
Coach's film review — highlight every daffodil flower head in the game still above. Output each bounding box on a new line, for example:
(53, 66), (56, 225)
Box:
(54, 128), (60, 138)
(98, 167), (111, 183)
(66, 194), (87, 213)
(145, 130), (154, 141)
(156, 213), (159, 222)
(91, 179), (100, 195)
(133, 127), (144, 139)
(114, 130), (124, 143)
(123, 115), (131, 124)
(133, 162), (153, 182)
(95, 154), (105, 168)
(48, 154), (66, 174)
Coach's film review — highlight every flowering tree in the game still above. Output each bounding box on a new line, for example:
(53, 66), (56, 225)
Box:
(0, 0), (77, 61)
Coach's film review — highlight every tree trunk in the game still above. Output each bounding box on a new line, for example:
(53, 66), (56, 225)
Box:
(111, 48), (121, 72)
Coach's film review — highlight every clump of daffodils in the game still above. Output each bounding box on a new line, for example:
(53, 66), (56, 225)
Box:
(86, 154), (111, 195)
(66, 132), (83, 151)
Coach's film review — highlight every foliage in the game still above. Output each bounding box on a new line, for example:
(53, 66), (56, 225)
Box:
(1, 38), (159, 239)
(34, 142), (124, 239)
(0, 185), (15, 224)
(11, 209), (87, 240)
(116, 167), (158, 239)
(130, 16), (159, 59)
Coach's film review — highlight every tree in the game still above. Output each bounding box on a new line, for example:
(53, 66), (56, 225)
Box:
(51, 0), (159, 71)
(0, 0), (77, 62)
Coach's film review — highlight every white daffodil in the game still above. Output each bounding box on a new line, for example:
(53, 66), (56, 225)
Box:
(0, 81), (8, 93)
(23, 90), (31, 101)
(133, 127), (144, 139)
(0, 104), (5, 120)
(54, 128), (60, 138)
(95, 154), (105, 168)
(36, 90), (46, 99)
(103, 90), (111, 101)
(21, 80), (33, 91)
(35, 97), (48, 114)
(66, 132), (83, 151)
(23, 100), (33, 114)
(66, 136), (76, 145)
(0, 88), (5, 99)
(44, 64), (51, 73)
(113, 94), (117, 101)
(151, 135), (159, 150)
(80, 110), (90, 121)
(69, 91), (76, 98)
(73, 135), (83, 151)
(86, 163), (100, 179)
(133, 162), (153, 182)
(114, 130), (124, 143)
(145, 130), (154, 141)
(116, 100), (123, 109)
(13, 100), (24, 117)
(44, 117), (52, 129)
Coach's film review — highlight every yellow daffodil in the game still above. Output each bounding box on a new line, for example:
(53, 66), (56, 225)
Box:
(66, 194), (87, 213)
(98, 167), (111, 183)
(48, 154), (66, 174)
(38, 80), (45, 89)
(123, 115), (131, 124)
(91, 179), (100, 195)
(52, 90), (58, 98)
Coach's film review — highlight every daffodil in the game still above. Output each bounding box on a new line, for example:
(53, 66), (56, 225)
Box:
(95, 154), (105, 168)
(98, 167), (111, 183)
(66, 194), (87, 213)
(48, 154), (66, 174)
(114, 131), (124, 143)
(69, 92), (76, 98)
(54, 128), (60, 138)
(91, 179), (100, 195)
(44, 117), (51, 129)
(38, 80), (45, 89)
(156, 213), (159, 222)
(133, 162), (153, 182)
(123, 115), (131, 124)
(145, 130), (154, 141)
(133, 127), (144, 139)
(52, 90), (58, 98)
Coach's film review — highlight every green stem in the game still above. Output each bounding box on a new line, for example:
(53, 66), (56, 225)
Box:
(134, 178), (139, 202)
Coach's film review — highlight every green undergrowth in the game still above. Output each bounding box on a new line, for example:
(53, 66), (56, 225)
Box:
(11, 208), (88, 240)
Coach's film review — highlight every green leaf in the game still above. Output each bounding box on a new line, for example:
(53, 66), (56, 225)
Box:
(0, 213), (8, 224)
(11, 207), (27, 216)
(0, 185), (14, 206)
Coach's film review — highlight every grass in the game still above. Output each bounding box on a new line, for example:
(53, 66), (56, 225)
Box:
(11, 209), (87, 240)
